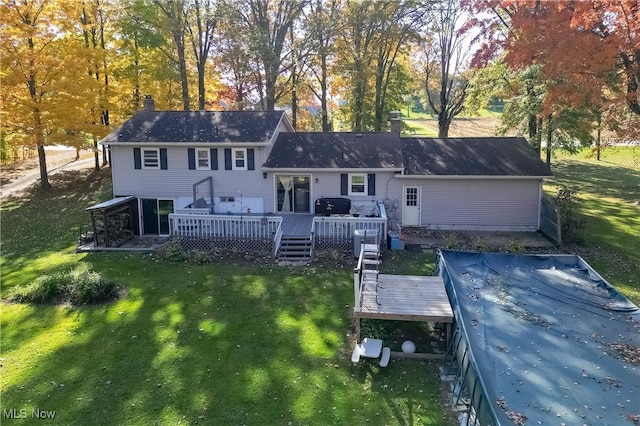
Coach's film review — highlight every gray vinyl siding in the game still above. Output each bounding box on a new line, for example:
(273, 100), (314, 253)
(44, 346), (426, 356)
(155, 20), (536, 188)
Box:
(266, 171), (397, 214)
(111, 146), (272, 209)
(388, 178), (541, 231)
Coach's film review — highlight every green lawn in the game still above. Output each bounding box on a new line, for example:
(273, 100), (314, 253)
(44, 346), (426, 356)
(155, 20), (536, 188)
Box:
(546, 146), (640, 303)
(1, 169), (449, 425)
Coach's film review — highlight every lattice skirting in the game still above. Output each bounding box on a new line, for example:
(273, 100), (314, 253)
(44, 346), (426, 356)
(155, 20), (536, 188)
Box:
(314, 238), (386, 255)
(173, 237), (385, 260)
(176, 237), (273, 254)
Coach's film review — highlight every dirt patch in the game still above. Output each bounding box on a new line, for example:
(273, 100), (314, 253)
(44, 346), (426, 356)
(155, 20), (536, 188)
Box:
(400, 228), (556, 252)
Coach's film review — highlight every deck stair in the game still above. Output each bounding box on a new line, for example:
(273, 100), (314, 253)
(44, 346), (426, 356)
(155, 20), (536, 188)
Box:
(277, 236), (313, 261)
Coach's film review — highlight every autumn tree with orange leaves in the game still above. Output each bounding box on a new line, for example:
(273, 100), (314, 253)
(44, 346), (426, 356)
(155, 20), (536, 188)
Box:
(468, 0), (639, 160)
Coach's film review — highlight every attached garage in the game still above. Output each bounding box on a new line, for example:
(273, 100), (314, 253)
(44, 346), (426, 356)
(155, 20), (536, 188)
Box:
(399, 137), (551, 231)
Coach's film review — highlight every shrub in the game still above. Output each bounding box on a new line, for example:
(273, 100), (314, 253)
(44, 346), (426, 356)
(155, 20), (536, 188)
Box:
(66, 263), (119, 304)
(506, 239), (524, 253)
(556, 186), (585, 244)
(155, 239), (188, 262)
(444, 233), (459, 249)
(8, 272), (67, 303)
(187, 250), (212, 265)
(473, 237), (488, 252)
(6, 263), (119, 305)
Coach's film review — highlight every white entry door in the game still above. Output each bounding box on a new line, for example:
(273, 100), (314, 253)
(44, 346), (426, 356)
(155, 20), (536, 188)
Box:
(403, 186), (421, 226)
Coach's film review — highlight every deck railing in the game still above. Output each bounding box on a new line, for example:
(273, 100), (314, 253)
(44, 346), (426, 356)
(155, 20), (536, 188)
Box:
(273, 224), (284, 257)
(353, 247), (366, 310)
(175, 208), (211, 215)
(169, 213), (282, 241)
(313, 202), (387, 243)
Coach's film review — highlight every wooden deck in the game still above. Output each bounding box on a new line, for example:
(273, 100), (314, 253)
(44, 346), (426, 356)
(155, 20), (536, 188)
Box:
(355, 275), (453, 323)
(280, 214), (314, 237)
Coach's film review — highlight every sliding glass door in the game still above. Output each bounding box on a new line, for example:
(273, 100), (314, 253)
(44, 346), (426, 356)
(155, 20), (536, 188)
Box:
(277, 176), (310, 213)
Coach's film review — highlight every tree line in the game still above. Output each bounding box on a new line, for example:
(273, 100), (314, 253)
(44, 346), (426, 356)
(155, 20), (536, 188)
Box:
(1, 0), (638, 189)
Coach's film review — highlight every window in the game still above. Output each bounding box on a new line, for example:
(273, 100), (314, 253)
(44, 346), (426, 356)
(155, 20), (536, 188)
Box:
(196, 148), (210, 170)
(232, 148), (246, 170)
(349, 173), (367, 196)
(143, 148), (159, 169)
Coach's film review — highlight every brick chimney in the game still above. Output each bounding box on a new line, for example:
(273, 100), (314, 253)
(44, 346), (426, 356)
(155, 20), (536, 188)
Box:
(390, 110), (401, 136)
(143, 95), (155, 111)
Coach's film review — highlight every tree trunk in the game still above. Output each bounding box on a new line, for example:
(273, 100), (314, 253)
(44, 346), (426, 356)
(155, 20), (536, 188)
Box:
(620, 52), (640, 116)
(528, 113), (537, 147)
(93, 135), (100, 171)
(290, 27), (297, 129)
(438, 110), (451, 138)
(177, 37), (190, 110)
(546, 114), (553, 166)
(320, 55), (330, 131)
(37, 143), (49, 190)
(535, 116), (543, 155)
(198, 63), (206, 110)
(596, 113), (602, 161)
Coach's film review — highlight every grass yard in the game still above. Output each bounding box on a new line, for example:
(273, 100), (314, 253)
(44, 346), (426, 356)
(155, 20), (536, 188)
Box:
(1, 169), (449, 425)
(546, 146), (640, 304)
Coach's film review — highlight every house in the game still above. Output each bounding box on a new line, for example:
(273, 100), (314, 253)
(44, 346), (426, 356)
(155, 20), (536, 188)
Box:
(100, 100), (552, 257)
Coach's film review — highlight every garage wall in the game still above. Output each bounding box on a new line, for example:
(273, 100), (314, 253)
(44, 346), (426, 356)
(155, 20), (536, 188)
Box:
(390, 178), (542, 231)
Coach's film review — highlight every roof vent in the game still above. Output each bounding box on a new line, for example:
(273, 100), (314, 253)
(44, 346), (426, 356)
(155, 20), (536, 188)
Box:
(356, 133), (363, 137)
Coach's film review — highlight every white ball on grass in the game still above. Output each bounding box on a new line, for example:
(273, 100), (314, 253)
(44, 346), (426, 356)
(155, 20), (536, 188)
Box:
(401, 340), (416, 353)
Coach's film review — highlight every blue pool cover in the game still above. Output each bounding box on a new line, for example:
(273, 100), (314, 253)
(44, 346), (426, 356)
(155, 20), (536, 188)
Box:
(438, 250), (640, 426)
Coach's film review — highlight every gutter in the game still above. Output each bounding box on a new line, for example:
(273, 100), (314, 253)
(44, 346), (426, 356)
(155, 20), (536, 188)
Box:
(393, 174), (552, 180)
(103, 141), (272, 147)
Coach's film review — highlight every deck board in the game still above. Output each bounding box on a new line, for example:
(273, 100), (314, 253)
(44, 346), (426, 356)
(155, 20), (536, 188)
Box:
(355, 275), (454, 322)
(280, 214), (314, 237)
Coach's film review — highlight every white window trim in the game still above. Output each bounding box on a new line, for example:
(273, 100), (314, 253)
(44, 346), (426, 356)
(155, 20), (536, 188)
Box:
(142, 148), (160, 169)
(348, 173), (367, 196)
(196, 148), (210, 170)
(232, 148), (247, 171)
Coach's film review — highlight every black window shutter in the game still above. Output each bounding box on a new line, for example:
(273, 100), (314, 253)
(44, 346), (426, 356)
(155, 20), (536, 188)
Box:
(340, 174), (348, 196)
(210, 148), (218, 170)
(247, 148), (255, 170)
(160, 148), (168, 169)
(224, 148), (232, 170)
(134, 148), (141, 169)
(367, 173), (376, 196)
(188, 148), (195, 170)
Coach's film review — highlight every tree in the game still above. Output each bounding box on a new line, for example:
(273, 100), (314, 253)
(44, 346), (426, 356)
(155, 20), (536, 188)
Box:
(186, 0), (217, 110)
(152, 0), (191, 110)
(423, 0), (470, 137)
(80, 0), (112, 170)
(371, 1), (427, 131)
(303, 0), (341, 131)
(0, 0), (80, 189)
(232, 0), (307, 111)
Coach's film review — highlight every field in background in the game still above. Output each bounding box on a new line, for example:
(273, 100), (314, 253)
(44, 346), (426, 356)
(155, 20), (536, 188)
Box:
(402, 110), (511, 138)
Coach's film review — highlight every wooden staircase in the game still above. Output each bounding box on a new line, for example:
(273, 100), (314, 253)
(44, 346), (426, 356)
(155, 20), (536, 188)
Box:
(277, 236), (313, 262)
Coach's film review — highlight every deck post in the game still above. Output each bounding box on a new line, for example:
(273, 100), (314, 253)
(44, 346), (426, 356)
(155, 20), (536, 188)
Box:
(353, 267), (359, 310)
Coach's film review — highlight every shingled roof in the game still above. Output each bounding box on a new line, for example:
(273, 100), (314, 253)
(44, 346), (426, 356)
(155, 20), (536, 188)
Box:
(401, 137), (552, 177)
(264, 132), (404, 169)
(101, 110), (286, 144)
